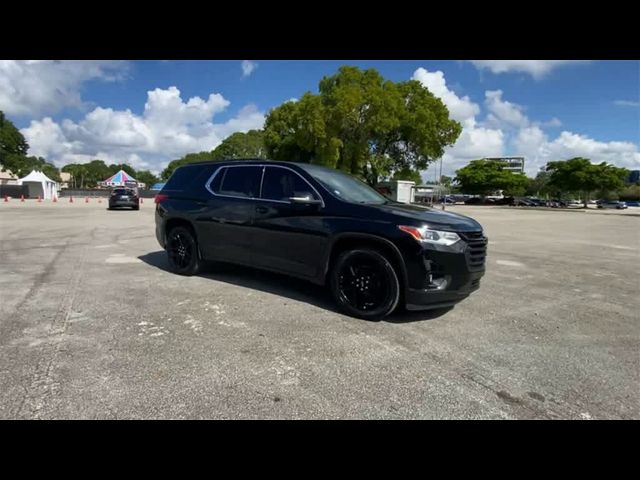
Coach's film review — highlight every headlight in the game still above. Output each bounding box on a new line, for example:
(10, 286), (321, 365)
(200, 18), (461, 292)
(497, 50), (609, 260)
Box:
(398, 225), (461, 246)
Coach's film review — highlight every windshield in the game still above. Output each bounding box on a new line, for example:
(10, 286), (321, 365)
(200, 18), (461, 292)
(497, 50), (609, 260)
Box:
(299, 164), (390, 205)
(113, 188), (135, 195)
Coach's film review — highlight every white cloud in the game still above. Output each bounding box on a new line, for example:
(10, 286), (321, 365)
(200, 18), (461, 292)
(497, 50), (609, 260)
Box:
(412, 68), (479, 123)
(413, 68), (505, 180)
(0, 60), (129, 117)
(241, 60), (258, 78)
(469, 60), (590, 79)
(484, 90), (529, 129)
(21, 86), (265, 175)
(413, 67), (639, 180)
(614, 100), (640, 107)
(539, 117), (562, 128)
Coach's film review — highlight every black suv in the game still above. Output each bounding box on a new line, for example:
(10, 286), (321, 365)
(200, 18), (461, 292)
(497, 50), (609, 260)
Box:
(155, 160), (487, 320)
(109, 187), (140, 210)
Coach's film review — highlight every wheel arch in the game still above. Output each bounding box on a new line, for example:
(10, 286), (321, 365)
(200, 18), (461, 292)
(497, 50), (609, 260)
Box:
(323, 233), (408, 290)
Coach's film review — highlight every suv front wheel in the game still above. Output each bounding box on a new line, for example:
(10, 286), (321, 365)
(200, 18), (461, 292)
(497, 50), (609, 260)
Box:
(329, 248), (401, 321)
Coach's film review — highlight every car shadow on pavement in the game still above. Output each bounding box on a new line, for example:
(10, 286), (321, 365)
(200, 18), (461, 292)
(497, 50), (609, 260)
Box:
(138, 250), (451, 323)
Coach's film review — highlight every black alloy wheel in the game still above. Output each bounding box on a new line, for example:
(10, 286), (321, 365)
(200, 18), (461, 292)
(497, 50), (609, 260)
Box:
(166, 226), (201, 276)
(330, 249), (400, 320)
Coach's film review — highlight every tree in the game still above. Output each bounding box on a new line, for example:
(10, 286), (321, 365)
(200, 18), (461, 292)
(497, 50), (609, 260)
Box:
(546, 157), (629, 207)
(391, 167), (423, 185)
(440, 175), (453, 188)
(62, 164), (88, 189)
(0, 111), (29, 170)
(108, 163), (137, 178)
(455, 159), (529, 196)
(160, 151), (216, 180)
(160, 130), (267, 180)
(135, 170), (159, 189)
(264, 66), (461, 186)
(210, 130), (267, 160)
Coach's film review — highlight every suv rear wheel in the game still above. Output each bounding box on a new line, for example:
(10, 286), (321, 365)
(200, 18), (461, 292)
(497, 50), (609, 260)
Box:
(329, 248), (400, 321)
(166, 226), (201, 276)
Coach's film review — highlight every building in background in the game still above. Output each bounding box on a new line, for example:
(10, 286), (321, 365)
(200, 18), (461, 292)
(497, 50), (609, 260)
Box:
(0, 169), (19, 185)
(628, 170), (640, 184)
(483, 156), (525, 173)
(59, 172), (71, 189)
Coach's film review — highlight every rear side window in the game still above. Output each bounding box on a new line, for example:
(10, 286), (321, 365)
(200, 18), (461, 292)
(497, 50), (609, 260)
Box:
(261, 167), (319, 202)
(164, 165), (204, 190)
(215, 166), (263, 198)
(163, 164), (215, 199)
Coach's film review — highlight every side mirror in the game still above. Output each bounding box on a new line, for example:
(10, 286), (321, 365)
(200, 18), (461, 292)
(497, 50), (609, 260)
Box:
(289, 196), (322, 206)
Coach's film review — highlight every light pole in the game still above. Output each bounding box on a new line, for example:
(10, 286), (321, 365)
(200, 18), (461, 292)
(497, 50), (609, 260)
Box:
(438, 156), (445, 211)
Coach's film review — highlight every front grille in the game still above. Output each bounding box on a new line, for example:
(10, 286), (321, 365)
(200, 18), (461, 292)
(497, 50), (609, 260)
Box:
(459, 231), (487, 270)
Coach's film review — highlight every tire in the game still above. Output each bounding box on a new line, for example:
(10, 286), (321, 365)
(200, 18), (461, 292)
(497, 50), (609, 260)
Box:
(133, 205), (140, 210)
(165, 226), (201, 276)
(329, 248), (401, 321)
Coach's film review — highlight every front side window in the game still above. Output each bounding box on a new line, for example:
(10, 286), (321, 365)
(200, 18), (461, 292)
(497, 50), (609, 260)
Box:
(299, 164), (389, 205)
(261, 167), (319, 202)
(214, 166), (263, 198)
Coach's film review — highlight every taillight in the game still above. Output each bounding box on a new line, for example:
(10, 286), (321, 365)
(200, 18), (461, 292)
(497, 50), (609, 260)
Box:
(154, 193), (169, 204)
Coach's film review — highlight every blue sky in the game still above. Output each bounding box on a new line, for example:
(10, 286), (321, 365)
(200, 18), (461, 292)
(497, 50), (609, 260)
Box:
(1, 60), (638, 177)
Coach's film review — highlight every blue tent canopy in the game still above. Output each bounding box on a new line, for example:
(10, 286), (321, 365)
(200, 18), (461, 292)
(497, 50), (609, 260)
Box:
(151, 182), (166, 191)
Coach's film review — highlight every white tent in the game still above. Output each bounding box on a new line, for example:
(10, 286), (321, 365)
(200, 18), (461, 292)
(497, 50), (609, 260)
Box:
(18, 170), (59, 200)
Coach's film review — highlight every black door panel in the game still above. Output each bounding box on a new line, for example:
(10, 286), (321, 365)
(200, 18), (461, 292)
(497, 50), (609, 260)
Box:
(196, 166), (262, 263)
(251, 167), (329, 279)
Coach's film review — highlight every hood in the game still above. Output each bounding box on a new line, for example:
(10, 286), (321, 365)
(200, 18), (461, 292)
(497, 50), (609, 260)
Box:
(375, 202), (483, 232)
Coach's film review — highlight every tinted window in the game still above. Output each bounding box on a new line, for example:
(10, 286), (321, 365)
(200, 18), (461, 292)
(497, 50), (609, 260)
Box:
(299, 164), (388, 205)
(164, 165), (204, 190)
(113, 188), (136, 195)
(217, 166), (263, 198)
(261, 167), (319, 202)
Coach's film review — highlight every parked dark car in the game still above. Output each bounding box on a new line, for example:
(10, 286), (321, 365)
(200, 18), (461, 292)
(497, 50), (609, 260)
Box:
(624, 200), (640, 207)
(109, 188), (140, 210)
(464, 197), (495, 205)
(154, 160), (487, 320)
(597, 200), (628, 209)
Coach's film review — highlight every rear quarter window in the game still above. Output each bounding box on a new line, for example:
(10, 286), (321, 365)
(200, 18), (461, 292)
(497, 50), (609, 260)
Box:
(163, 164), (216, 198)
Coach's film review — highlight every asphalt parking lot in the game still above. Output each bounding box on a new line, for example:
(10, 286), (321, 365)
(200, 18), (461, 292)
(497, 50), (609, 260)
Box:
(1, 200), (638, 419)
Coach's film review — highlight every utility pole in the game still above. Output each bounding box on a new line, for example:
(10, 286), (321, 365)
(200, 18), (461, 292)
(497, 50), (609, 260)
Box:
(439, 156), (445, 211)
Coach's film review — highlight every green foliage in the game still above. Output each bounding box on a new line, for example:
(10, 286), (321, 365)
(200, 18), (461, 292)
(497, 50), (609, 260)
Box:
(455, 159), (529, 196)
(210, 130), (267, 160)
(108, 163), (137, 178)
(135, 170), (159, 189)
(618, 185), (640, 201)
(391, 167), (423, 185)
(62, 160), (112, 188)
(0, 111), (29, 167)
(264, 66), (461, 185)
(160, 151), (216, 180)
(161, 130), (267, 180)
(546, 157), (629, 205)
(440, 175), (453, 188)
(0, 111), (61, 182)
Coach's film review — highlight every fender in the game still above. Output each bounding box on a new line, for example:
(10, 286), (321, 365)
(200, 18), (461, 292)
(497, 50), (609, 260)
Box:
(320, 232), (409, 287)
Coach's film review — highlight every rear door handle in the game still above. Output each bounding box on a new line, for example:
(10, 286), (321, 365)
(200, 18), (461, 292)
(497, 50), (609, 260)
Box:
(255, 206), (268, 214)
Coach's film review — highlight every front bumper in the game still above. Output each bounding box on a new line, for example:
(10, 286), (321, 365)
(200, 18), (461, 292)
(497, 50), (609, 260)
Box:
(405, 270), (484, 310)
(402, 233), (487, 310)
